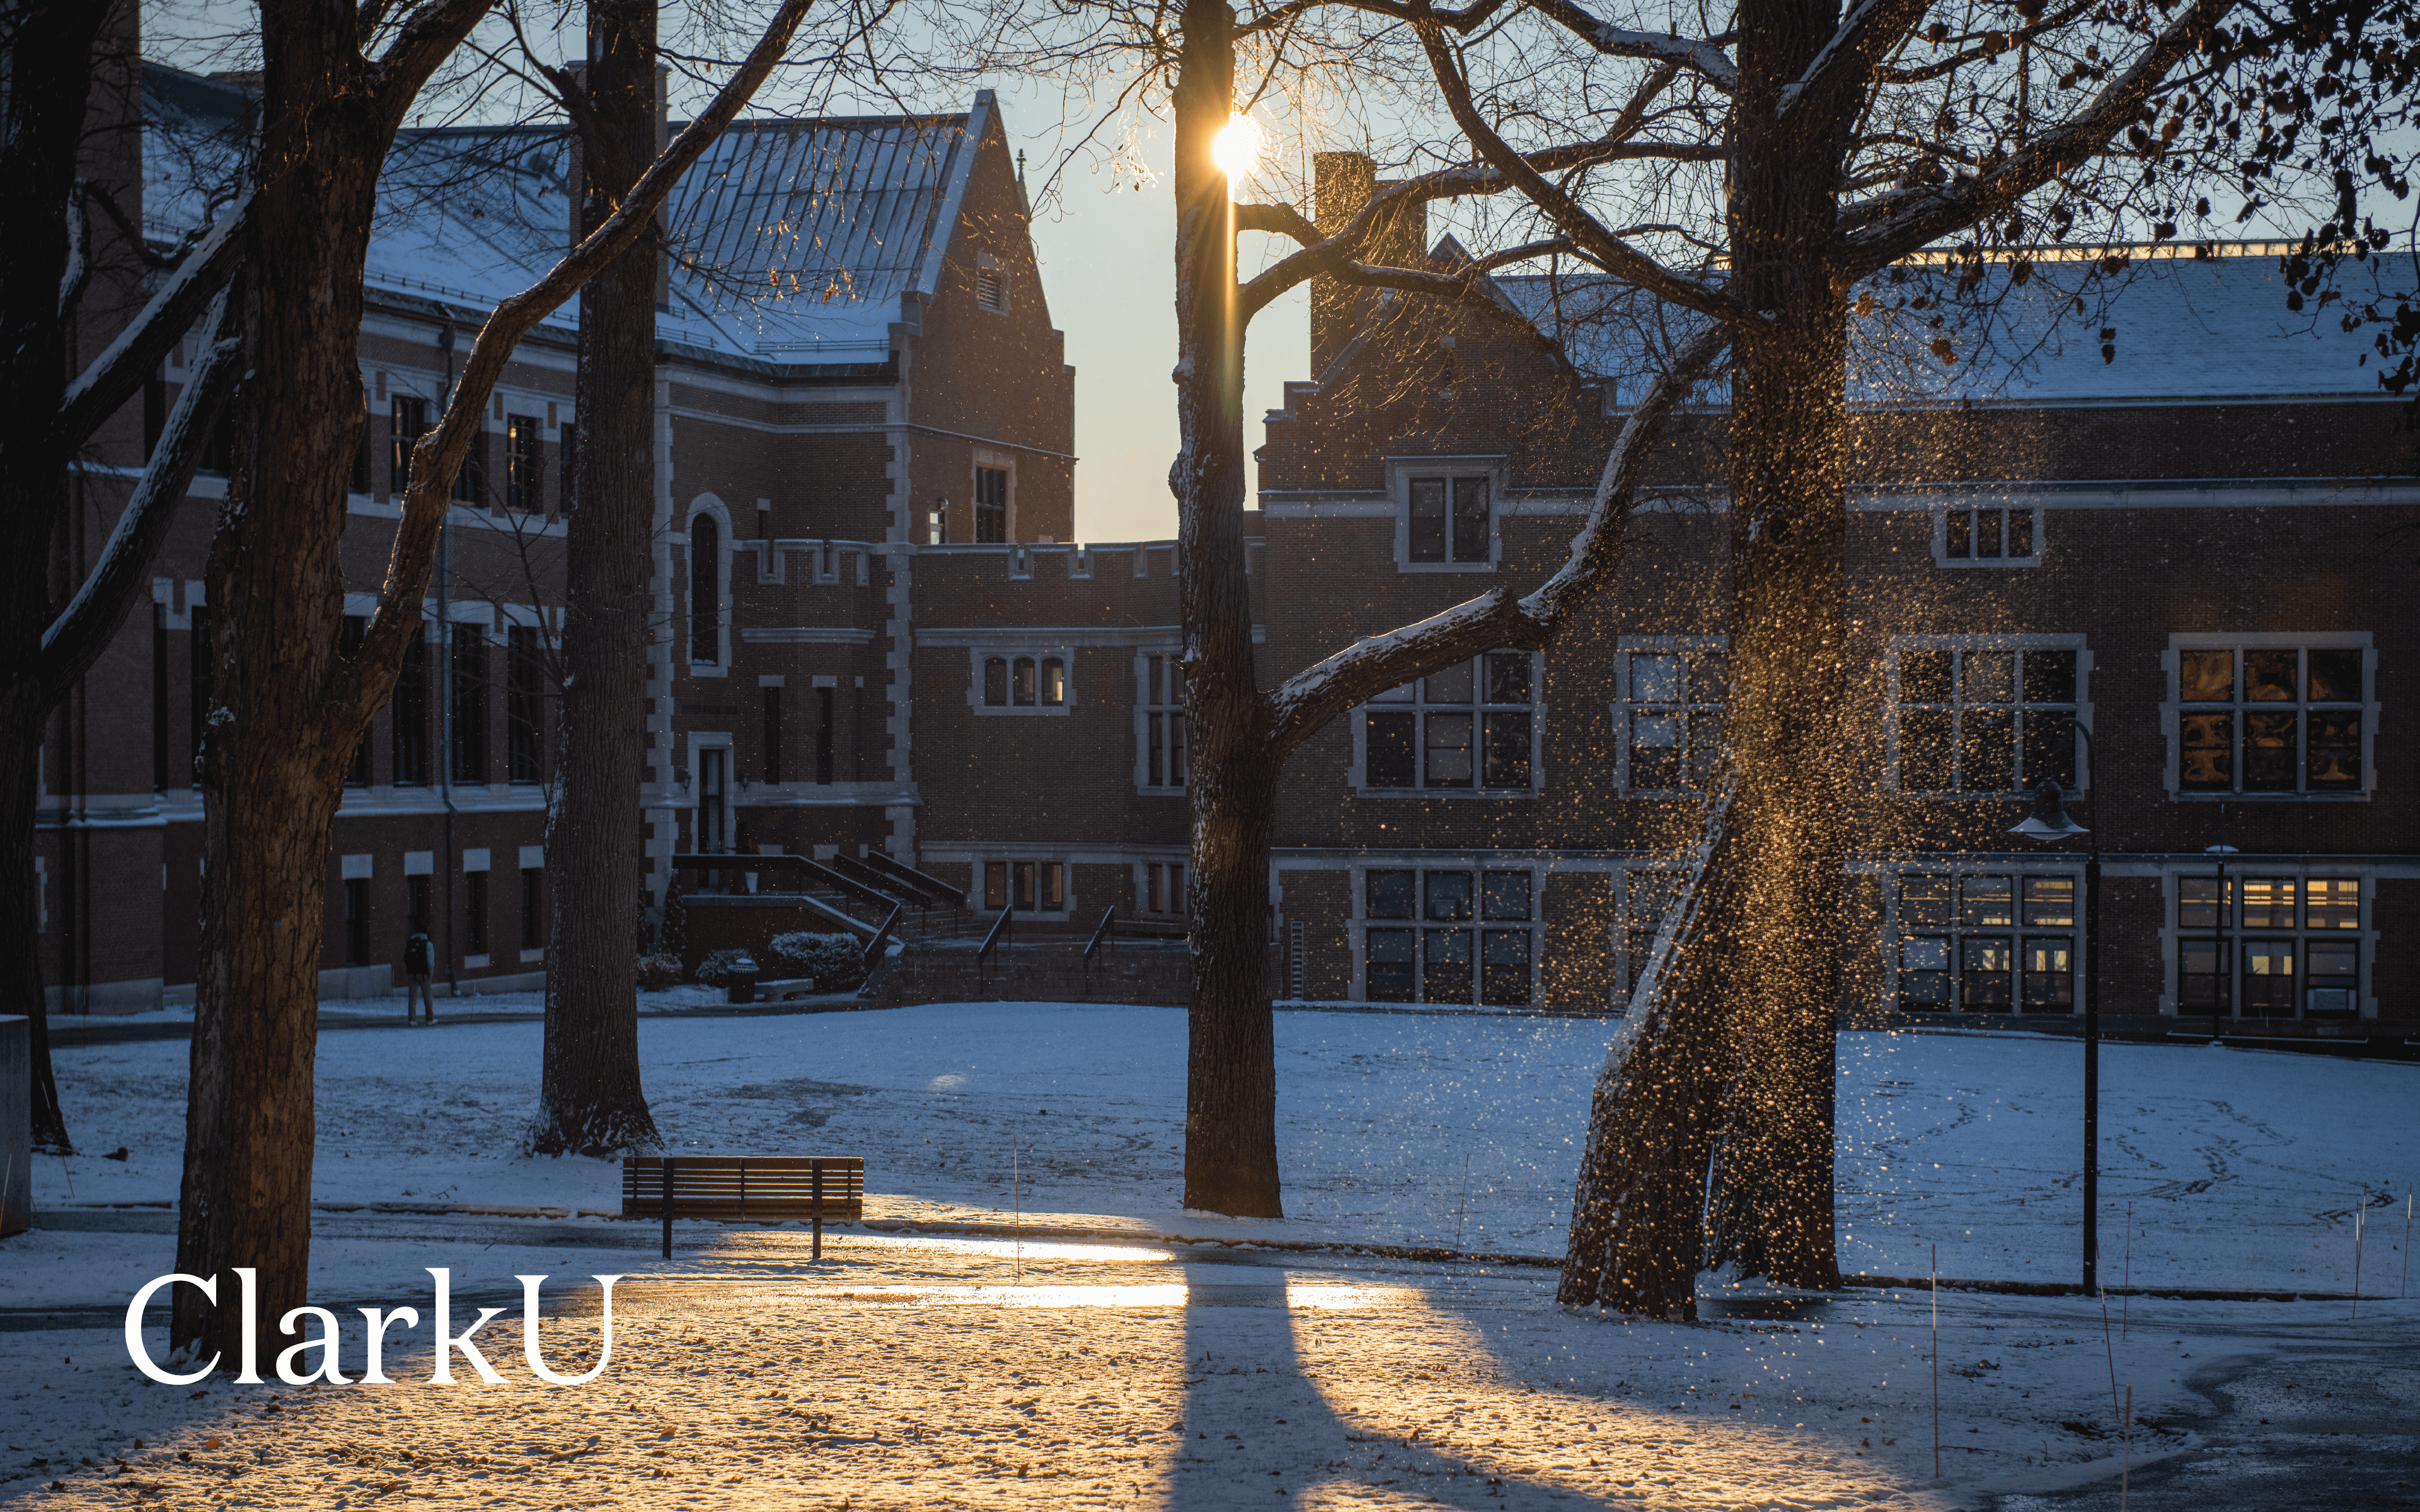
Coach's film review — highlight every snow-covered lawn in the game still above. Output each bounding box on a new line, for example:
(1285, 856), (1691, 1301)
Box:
(6, 1002), (2417, 1509)
(22, 1005), (2416, 1297)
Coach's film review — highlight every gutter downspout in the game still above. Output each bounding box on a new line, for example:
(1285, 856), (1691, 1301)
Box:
(438, 324), (459, 996)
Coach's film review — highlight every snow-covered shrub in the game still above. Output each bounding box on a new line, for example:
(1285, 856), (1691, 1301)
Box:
(768, 931), (865, 991)
(634, 952), (684, 990)
(694, 948), (756, 987)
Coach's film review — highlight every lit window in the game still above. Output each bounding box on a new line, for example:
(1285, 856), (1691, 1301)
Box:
(505, 414), (541, 512)
(2174, 871), (2361, 1019)
(1359, 651), (1537, 794)
(1893, 872), (2078, 1014)
(976, 648), (1072, 715)
(2172, 642), (2366, 796)
(1892, 641), (2080, 795)
(983, 858), (1063, 912)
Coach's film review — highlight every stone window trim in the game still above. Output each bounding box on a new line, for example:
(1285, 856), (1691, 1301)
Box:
(1134, 648), (1186, 791)
(1349, 648), (1543, 798)
(969, 645), (1075, 715)
(1932, 500), (2046, 568)
(1611, 634), (1729, 796)
(1347, 859), (1542, 1007)
(2158, 633), (2377, 801)
(972, 452), (1016, 545)
(1611, 866), (1690, 1015)
(1886, 633), (2094, 798)
(681, 495), (735, 677)
(2155, 862), (2378, 1020)
(1385, 455), (1507, 573)
(1879, 859), (2088, 1016)
(1137, 857), (1186, 916)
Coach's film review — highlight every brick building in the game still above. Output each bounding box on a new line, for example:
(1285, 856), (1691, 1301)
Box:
(37, 85), (2417, 1045)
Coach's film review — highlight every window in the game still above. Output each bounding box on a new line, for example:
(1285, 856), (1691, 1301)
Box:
(1617, 643), (1726, 793)
(688, 515), (720, 664)
(983, 859), (1064, 912)
(1142, 654), (1185, 789)
(2175, 872), (2361, 1019)
(1619, 869), (1686, 1002)
(450, 623), (488, 785)
(507, 625), (543, 784)
(406, 874), (432, 941)
(188, 605), (212, 782)
(453, 430), (485, 505)
(1361, 866), (1535, 1006)
(928, 502), (949, 545)
(343, 878), (371, 967)
(974, 466), (1009, 544)
(1360, 651), (1537, 794)
(464, 869), (489, 958)
(389, 396), (427, 495)
(1894, 872), (2077, 1012)
(505, 414), (541, 512)
(976, 252), (1009, 313)
(1143, 861), (1185, 915)
(976, 648), (1071, 715)
(758, 685), (783, 787)
(520, 868), (544, 951)
(1405, 475), (1491, 565)
(1938, 502), (2041, 564)
(152, 605), (170, 791)
(392, 624), (429, 786)
(815, 685), (836, 785)
(558, 421), (577, 512)
(1893, 641), (2080, 795)
(2172, 642), (2367, 796)
(342, 616), (373, 786)
(696, 748), (728, 854)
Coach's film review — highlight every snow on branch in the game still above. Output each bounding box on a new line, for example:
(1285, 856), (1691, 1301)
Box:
(1265, 323), (1729, 759)
(1523, 0), (1741, 90)
(1775, 0), (1934, 123)
(40, 297), (243, 697)
(55, 186), (251, 454)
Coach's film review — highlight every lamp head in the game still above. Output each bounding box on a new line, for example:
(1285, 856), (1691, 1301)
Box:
(2008, 779), (2087, 840)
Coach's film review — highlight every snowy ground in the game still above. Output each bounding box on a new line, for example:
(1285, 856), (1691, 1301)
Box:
(20, 1005), (2417, 1293)
(4, 1003), (2416, 1509)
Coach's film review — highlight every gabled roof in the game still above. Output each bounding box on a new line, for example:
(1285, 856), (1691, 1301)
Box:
(145, 66), (1000, 365)
(1491, 249), (2397, 407)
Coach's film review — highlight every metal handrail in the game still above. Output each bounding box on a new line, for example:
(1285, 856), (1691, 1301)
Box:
(1083, 907), (1115, 965)
(669, 852), (902, 914)
(862, 900), (904, 971)
(977, 905), (1013, 969)
(860, 849), (969, 908)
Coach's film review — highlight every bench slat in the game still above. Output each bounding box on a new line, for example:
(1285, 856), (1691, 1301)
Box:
(619, 1155), (865, 1220)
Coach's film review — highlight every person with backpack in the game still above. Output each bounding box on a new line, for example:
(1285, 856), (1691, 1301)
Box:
(403, 930), (436, 1024)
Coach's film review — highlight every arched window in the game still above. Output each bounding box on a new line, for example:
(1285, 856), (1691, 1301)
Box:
(688, 515), (720, 665)
(1011, 657), (1037, 707)
(1040, 657), (1066, 707)
(982, 656), (1008, 707)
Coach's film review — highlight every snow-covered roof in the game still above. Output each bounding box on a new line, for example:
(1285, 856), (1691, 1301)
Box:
(145, 66), (996, 366)
(1492, 249), (2395, 407)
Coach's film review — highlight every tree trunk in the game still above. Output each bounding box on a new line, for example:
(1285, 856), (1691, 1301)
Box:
(170, 0), (383, 1361)
(0, 0), (108, 1158)
(531, 0), (662, 1158)
(1693, 0), (1852, 1290)
(1172, 0), (1282, 1218)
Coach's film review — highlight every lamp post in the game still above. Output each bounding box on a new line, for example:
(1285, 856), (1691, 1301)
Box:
(2008, 716), (2099, 1292)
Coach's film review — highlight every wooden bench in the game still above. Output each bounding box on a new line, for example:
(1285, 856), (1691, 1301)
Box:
(621, 1155), (864, 1260)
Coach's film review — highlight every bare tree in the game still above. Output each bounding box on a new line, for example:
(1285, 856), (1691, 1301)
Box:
(0, 0), (246, 1155)
(170, 0), (818, 1365)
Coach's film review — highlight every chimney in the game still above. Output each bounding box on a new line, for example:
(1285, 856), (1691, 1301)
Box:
(1310, 152), (1426, 379)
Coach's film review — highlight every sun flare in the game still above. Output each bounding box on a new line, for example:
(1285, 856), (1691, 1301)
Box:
(1211, 112), (1265, 178)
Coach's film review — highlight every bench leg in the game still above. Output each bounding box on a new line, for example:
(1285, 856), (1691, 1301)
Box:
(811, 1162), (824, 1262)
(662, 1159), (674, 1261)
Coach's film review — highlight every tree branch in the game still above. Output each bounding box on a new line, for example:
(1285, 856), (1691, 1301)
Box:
(347, 0), (816, 716)
(367, 0), (508, 134)
(1841, 0), (2230, 273)
(1777, 0), (1934, 126)
(37, 299), (244, 700)
(1522, 0), (1739, 90)
(59, 179), (91, 321)
(1415, 20), (1749, 324)
(1265, 323), (1729, 759)
(54, 186), (251, 454)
